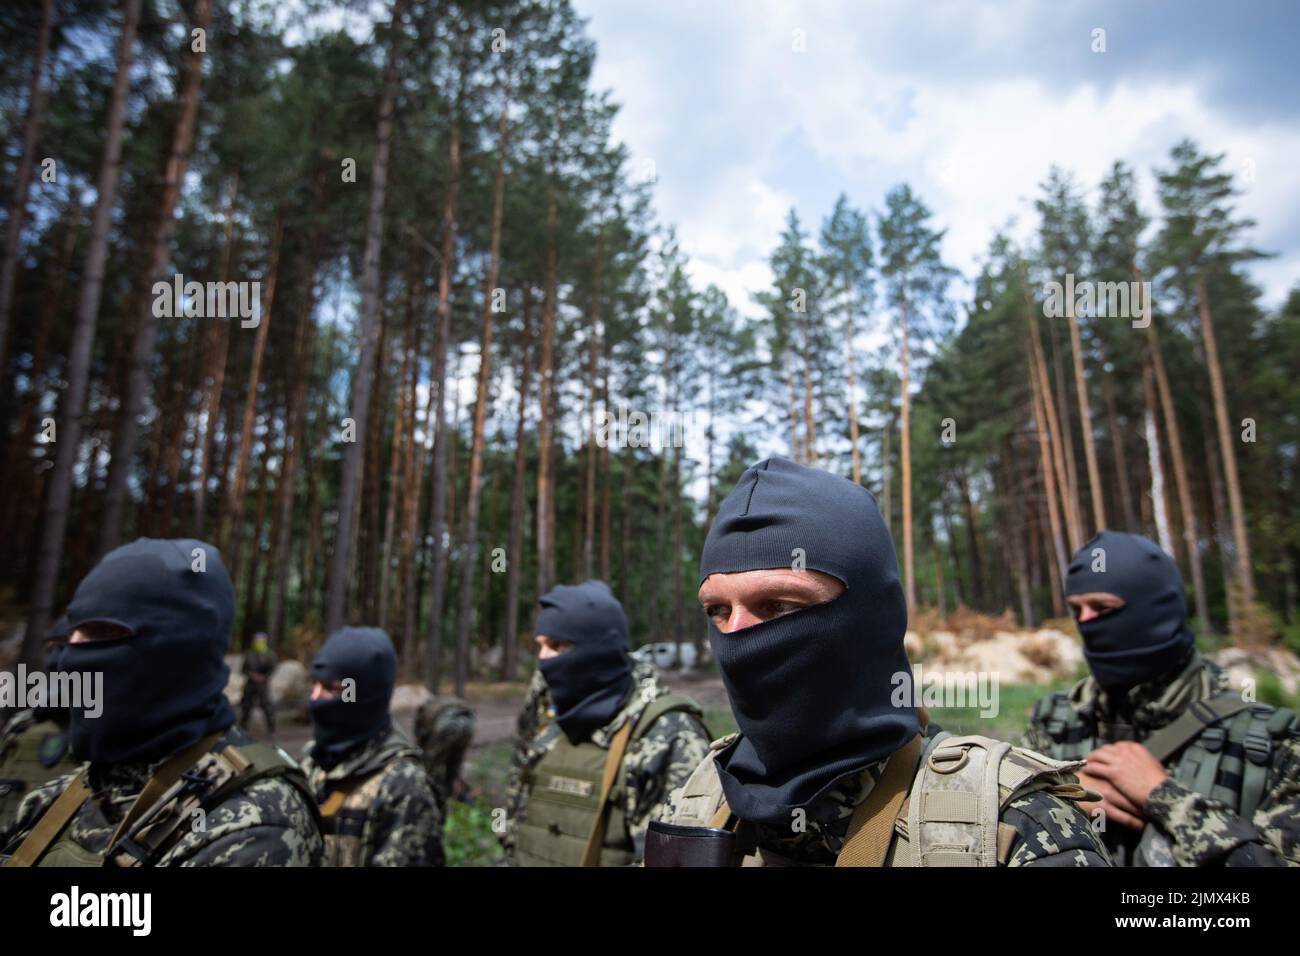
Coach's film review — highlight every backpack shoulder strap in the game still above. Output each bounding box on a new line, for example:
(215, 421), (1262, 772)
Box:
(629, 693), (706, 742)
(1142, 694), (1254, 764)
(1236, 704), (1295, 817)
(902, 734), (1087, 868)
(835, 734), (923, 867)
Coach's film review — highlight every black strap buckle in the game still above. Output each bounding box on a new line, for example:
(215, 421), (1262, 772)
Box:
(1199, 726), (1227, 753)
(1244, 730), (1272, 765)
(108, 835), (152, 867)
(1189, 700), (1219, 724)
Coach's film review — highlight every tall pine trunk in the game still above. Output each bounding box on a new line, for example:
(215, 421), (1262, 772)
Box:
(0, 0), (55, 374)
(223, 208), (283, 587)
(1065, 304), (1106, 531)
(452, 81), (508, 696)
(503, 288), (534, 682)
(22, 0), (142, 663)
(324, 0), (405, 635)
(535, 190), (559, 598)
(1195, 274), (1255, 609)
(899, 290), (915, 611)
(100, 0), (212, 555)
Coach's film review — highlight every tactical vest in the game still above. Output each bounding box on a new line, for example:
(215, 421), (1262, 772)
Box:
(2, 731), (318, 868)
(1034, 691), (1297, 823)
(662, 730), (1089, 867)
(0, 713), (77, 828)
(316, 747), (423, 867)
(514, 693), (704, 867)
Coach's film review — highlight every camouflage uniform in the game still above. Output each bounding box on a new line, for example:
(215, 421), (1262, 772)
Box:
(413, 695), (476, 816)
(663, 722), (1111, 867)
(504, 660), (711, 862)
(300, 722), (443, 867)
(0, 726), (322, 866)
(0, 709), (81, 830)
(1025, 652), (1300, 866)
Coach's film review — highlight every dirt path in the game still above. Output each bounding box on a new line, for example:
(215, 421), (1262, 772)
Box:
(253, 670), (730, 754)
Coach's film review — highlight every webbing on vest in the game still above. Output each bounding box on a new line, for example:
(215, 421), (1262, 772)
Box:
(835, 734), (922, 867)
(3, 772), (92, 868)
(3, 731), (223, 868)
(1142, 696), (1253, 763)
(107, 732), (226, 850)
(320, 769), (383, 820)
(580, 719), (633, 867)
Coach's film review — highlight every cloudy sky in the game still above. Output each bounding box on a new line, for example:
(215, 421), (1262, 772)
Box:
(573, 0), (1300, 318)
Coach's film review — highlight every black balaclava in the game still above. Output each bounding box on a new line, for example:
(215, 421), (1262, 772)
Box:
(309, 627), (396, 769)
(62, 538), (237, 764)
(701, 457), (917, 826)
(33, 615), (72, 724)
(535, 580), (634, 744)
(1065, 530), (1195, 694)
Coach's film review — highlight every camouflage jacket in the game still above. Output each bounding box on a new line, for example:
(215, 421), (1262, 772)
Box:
(666, 724), (1111, 867)
(1024, 653), (1300, 866)
(0, 726), (322, 866)
(503, 661), (712, 861)
(0, 708), (81, 831)
(413, 696), (476, 815)
(301, 722), (444, 867)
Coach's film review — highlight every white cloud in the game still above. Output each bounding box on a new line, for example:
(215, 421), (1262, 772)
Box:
(578, 0), (1300, 313)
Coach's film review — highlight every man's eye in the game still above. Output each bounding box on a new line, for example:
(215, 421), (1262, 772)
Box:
(764, 601), (800, 619)
(703, 605), (727, 620)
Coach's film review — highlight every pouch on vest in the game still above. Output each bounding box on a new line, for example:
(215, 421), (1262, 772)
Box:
(644, 821), (740, 867)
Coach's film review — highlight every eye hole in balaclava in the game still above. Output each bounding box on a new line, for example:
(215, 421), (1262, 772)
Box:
(700, 567), (848, 635)
(699, 457), (916, 827)
(1065, 530), (1194, 694)
(534, 580), (634, 744)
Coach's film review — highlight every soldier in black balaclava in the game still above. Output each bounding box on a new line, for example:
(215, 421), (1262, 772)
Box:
(300, 627), (443, 866)
(0, 538), (322, 867)
(1026, 530), (1300, 866)
(506, 580), (711, 866)
(653, 458), (1109, 867)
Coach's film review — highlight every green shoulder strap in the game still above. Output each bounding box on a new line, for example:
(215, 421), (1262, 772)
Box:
(1142, 694), (1254, 763)
(629, 693), (707, 742)
(1238, 706), (1295, 818)
(212, 741), (320, 827)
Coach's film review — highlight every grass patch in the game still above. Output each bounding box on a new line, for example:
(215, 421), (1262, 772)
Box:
(924, 681), (1069, 742)
(443, 798), (506, 867)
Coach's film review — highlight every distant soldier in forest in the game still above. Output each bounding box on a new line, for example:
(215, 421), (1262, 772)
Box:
(503, 580), (711, 866)
(414, 694), (476, 816)
(1025, 530), (1300, 866)
(300, 627), (444, 866)
(651, 458), (1109, 867)
(1, 539), (323, 867)
(0, 616), (79, 830)
(239, 631), (277, 735)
